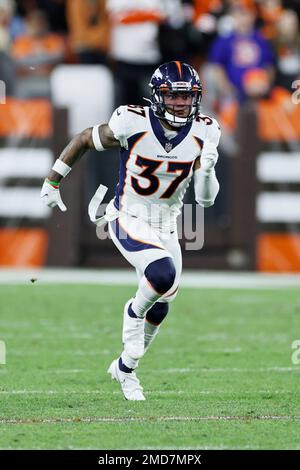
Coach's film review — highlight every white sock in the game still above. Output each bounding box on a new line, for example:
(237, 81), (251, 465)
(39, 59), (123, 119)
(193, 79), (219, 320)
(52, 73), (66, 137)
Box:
(144, 320), (160, 351)
(121, 350), (139, 370)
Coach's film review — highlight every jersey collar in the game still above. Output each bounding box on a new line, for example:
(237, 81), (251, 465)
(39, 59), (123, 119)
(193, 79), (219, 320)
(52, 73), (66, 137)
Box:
(149, 109), (193, 153)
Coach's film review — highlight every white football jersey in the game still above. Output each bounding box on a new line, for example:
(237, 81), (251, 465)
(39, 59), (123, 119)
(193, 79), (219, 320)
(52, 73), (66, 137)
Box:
(107, 105), (221, 228)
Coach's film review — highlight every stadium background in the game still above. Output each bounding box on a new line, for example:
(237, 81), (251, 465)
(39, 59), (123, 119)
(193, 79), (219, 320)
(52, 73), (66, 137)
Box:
(1, 0), (300, 452)
(1, 0), (300, 272)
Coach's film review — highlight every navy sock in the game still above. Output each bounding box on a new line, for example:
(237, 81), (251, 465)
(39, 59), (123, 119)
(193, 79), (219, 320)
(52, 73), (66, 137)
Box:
(128, 303), (137, 318)
(118, 357), (134, 373)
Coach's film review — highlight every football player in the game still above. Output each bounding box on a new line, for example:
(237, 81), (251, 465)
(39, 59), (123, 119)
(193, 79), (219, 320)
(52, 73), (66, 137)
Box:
(41, 61), (221, 400)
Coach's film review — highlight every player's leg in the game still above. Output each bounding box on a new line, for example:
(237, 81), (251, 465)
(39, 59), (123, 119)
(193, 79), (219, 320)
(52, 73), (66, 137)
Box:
(110, 215), (177, 358)
(135, 266), (169, 352)
(143, 232), (182, 352)
(107, 213), (178, 399)
(120, 256), (177, 373)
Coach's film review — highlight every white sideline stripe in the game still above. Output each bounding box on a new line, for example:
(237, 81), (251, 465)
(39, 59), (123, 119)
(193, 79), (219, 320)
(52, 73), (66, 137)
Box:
(52, 369), (87, 373)
(0, 415), (299, 425)
(0, 389), (296, 396)
(8, 350), (112, 356)
(1, 334), (95, 340)
(0, 367), (297, 375)
(46, 366), (300, 374)
(0, 268), (300, 288)
(1, 366), (297, 374)
(5, 348), (240, 356)
(150, 367), (300, 373)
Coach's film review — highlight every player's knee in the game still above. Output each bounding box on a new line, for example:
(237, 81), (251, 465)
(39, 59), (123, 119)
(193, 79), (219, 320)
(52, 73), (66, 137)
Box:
(146, 302), (169, 325)
(144, 257), (176, 294)
(163, 286), (179, 303)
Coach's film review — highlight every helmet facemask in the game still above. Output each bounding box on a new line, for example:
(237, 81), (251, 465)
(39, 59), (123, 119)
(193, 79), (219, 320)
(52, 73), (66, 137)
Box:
(150, 84), (202, 128)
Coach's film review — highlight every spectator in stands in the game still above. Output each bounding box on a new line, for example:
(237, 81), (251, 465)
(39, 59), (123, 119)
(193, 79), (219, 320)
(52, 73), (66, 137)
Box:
(66, 0), (109, 64)
(37, 0), (67, 34)
(274, 9), (300, 90)
(187, 0), (258, 54)
(14, 0), (37, 16)
(283, 0), (300, 22)
(106, 0), (185, 106)
(12, 9), (65, 98)
(0, 0), (12, 52)
(6, 0), (26, 40)
(177, 0), (222, 68)
(256, 0), (284, 40)
(243, 66), (273, 99)
(218, 66), (300, 147)
(0, 0), (17, 96)
(207, 2), (275, 104)
(158, 1), (189, 65)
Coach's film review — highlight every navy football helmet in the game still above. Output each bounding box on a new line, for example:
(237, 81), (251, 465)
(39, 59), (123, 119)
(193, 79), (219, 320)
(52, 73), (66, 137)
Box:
(148, 61), (202, 127)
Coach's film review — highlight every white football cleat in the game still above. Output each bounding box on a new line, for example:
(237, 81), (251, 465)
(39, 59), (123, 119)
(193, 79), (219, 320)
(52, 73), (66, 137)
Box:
(122, 298), (145, 359)
(107, 359), (145, 401)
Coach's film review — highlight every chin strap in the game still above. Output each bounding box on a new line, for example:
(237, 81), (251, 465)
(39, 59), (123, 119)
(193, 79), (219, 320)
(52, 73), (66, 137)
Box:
(164, 110), (188, 127)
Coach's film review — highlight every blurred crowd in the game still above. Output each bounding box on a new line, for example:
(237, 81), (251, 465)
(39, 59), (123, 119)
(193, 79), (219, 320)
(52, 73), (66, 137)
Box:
(1, 0), (300, 130)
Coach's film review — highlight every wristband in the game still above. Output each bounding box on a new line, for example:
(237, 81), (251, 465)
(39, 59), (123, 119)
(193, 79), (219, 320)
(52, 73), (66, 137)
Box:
(52, 159), (72, 177)
(46, 178), (60, 189)
(92, 125), (105, 151)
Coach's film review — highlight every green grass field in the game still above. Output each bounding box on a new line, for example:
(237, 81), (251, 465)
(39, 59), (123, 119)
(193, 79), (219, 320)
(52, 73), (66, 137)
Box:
(0, 283), (300, 449)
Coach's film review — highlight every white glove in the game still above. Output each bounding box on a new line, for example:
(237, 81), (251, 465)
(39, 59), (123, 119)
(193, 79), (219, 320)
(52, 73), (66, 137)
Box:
(195, 140), (220, 207)
(194, 168), (219, 208)
(200, 140), (219, 173)
(40, 180), (67, 212)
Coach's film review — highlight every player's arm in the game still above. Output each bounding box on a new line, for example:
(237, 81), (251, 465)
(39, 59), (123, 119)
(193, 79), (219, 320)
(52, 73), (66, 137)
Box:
(41, 124), (120, 211)
(193, 119), (221, 208)
(47, 125), (119, 184)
